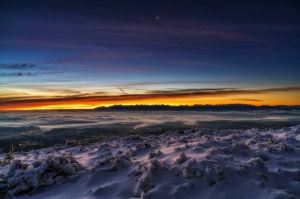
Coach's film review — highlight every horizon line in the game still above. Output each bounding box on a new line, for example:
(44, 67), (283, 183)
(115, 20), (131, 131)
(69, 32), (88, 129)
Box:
(2, 103), (300, 111)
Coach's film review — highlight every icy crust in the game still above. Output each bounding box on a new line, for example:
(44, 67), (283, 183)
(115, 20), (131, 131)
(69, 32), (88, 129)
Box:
(0, 125), (300, 199)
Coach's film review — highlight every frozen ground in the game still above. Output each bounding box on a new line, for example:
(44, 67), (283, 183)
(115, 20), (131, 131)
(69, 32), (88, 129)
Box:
(1, 125), (300, 199)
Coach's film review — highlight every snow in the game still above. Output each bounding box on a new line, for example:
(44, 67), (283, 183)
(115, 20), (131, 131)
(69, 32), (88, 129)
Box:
(0, 125), (300, 199)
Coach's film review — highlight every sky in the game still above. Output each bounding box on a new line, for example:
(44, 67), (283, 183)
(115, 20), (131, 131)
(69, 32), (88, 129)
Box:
(0, 0), (300, 110)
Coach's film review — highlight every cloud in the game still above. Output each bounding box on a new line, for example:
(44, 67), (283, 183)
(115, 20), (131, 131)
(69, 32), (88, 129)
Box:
(145, 88), (237, 95)
(2, 19), (260, 58)
(230, 98), (263, 102)
(0, 86), (299, 109)
(121, 80), (239, 87)
(0, 63), (36, 69)
(0, 63), (37, 77)
(0, 72), (33, 77)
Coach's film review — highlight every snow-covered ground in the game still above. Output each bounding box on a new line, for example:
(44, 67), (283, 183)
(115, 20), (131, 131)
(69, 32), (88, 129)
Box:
(1, 125), (300, 199)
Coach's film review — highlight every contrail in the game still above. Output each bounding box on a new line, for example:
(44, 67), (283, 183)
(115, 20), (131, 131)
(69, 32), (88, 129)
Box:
(115, 85), (128, 94)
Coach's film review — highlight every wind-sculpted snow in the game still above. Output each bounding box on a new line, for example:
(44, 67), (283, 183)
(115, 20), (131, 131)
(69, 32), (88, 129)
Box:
(0, 125), (300, 199)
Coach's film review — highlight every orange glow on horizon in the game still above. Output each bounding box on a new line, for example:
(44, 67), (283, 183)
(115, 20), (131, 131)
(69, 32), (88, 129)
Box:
(1, 91), (300, 111)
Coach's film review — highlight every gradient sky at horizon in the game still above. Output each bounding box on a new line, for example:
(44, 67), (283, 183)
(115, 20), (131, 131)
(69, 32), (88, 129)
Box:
(1, 0), (300, 110)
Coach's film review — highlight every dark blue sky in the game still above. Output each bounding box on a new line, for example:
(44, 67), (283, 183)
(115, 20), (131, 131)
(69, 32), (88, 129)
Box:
(1, 0), (300, 109)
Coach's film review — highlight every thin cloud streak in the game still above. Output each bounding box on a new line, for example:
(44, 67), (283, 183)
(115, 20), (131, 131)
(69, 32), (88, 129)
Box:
(0, 63), (36, 69)
(230, 98), (263, 102)
(0, 72), (33, 77)
(121, 80), (240, 87)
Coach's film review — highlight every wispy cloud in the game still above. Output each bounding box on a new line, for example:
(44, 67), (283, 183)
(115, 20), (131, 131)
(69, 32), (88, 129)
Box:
(121, 80), (239, 87)
(230, 98), (263, 102)
(0, 72), (33, 77)
(0, 63), (37, 77)
(0, 63), (36, 69)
